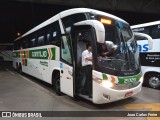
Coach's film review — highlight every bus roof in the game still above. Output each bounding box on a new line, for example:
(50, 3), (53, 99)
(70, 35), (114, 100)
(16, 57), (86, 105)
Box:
(131, 20), (160, 29)
(0, 43), (13, 46)
(15, 8), (128, 41)
(59, 8), (128, 24)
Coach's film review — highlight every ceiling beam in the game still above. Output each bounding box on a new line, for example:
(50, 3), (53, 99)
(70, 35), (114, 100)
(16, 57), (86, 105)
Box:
(15, 0), (160, 14)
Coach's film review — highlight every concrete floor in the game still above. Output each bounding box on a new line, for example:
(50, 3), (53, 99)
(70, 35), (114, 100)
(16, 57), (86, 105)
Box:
(0, 62), (159, 120)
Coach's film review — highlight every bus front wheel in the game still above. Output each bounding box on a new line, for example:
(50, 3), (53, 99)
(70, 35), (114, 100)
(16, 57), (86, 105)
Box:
(146, 73), (160, 89)
(53, 74), (63, 96)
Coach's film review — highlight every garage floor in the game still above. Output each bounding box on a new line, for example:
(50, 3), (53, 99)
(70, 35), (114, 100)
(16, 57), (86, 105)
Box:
(0, 62), (159, 120)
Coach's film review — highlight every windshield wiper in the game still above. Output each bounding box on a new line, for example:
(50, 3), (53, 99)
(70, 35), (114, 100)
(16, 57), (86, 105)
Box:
(118, 31), (131, 70)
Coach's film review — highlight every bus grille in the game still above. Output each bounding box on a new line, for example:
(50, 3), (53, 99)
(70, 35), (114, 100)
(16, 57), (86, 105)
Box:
(111, 81), (140, 90)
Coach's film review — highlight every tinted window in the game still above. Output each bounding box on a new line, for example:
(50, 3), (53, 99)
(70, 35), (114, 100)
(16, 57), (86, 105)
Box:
(150, 24), (160, 39)
(134, 36), (148, 41)
(132, 25), (160, 39)
(62, 13), (86, 33)
(47, 21), (61, 47)
(22, 38), (27, 49)
(61, 35), (72, 64)
(14, 40), (21, 50)
(37, 27), (48, 46)
(31, 38), (37, 47)
(132, 27), (149, 35)
(38, 36), (45, 46)
(28, 34), (37, 48)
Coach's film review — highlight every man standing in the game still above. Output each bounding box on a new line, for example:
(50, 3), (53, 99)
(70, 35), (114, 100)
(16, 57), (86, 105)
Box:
(81, 43), (92, 98)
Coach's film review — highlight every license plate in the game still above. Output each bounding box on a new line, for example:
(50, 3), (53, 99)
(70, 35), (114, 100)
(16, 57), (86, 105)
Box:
(125, 91), (133, 97)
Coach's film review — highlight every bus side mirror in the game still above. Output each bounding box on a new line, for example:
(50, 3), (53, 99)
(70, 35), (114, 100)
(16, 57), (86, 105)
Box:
(133, 32), (153, 50)
(74, 20), (105, 43)
(93, 21), (105, 43)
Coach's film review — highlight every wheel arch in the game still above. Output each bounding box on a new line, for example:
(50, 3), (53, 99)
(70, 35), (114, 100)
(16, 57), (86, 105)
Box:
(51, 68), (60, 85)
(144, 71), (160, 79)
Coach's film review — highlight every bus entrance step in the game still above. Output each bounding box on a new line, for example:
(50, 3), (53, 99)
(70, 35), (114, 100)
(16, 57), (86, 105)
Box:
(78, 94), (92, 101)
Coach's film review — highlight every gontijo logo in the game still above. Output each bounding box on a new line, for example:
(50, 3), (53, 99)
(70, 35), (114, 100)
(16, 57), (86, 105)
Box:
(32, 51), (47, 58)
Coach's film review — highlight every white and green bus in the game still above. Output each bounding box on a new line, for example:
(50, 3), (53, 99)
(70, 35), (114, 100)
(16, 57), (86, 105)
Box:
(13, 8), (150, 104)
(131, 21), (160, 89)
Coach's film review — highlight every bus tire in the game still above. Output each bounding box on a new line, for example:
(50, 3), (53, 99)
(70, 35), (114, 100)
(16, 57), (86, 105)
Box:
(18, 63), (23, 74)
(52, 72), (63, 96)
(145, 73), (160, 89)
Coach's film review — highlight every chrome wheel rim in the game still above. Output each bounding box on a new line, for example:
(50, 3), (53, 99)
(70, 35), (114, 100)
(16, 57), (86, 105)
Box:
(149, 77), (160, 88)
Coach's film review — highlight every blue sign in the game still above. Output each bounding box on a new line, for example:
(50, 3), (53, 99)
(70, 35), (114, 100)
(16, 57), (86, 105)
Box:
(120, 43), (149, 53)
(118, 22), (124, 29)
(60, 63), (63, 69)
(138, 44), (149, 52)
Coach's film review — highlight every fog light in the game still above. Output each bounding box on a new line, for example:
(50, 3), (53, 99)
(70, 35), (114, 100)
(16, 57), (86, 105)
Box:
(103, 94), (110, 100)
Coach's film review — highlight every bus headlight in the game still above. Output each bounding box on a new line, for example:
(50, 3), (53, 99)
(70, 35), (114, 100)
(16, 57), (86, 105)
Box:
(101, 80), (113, 88)
(93, 76), (113, 88)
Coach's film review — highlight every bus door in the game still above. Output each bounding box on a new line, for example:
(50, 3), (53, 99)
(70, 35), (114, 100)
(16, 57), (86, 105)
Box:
(72, 25), (97, 99)
(60, 35), (74, 97)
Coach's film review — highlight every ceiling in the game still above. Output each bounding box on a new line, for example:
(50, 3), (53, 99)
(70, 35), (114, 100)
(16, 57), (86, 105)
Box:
(16, 0), (160, 14)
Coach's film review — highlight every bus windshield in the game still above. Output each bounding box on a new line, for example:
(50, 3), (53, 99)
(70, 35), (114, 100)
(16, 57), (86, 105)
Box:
(96, 17), (140, 76)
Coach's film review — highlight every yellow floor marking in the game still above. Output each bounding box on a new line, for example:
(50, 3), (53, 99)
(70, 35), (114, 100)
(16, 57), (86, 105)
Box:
(124, 103), (160, 120)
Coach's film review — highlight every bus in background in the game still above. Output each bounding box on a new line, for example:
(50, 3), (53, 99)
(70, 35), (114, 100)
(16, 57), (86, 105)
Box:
(0, 43), (13, 62)
(13, 8), (151, 104)
(131, 21), (160, 89)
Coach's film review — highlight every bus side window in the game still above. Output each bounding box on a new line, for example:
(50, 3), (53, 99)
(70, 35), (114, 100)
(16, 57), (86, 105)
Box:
(62, 13), (86, 33)
(37, 28), (47, 46)
(46, 25), (51, 45)
(31, 38), (36, 47)
(150, 24), (160, 39)
(61, 35), (72, 65)
(25, 37), (29, 48)
(132, 27), (150, 35)
(38, 36), (45, 46)
(49, 21), (61, 47)
(14, 40), (20, 50)
(28, 34), (37, 48)
(22, 38), (27, 49)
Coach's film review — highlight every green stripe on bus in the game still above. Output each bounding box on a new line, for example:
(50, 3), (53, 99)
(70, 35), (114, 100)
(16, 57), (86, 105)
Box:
(118, 72), (142, 84)
(13, 52), (20, 57)
(102, 73), (108, 80)
(51, 48), (56, 60)
(24, 51), (26, 58)
(13, 47), (56, 60)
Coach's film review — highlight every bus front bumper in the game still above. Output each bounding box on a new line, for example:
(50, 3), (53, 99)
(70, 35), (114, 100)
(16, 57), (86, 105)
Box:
(92, 78), (143, 104)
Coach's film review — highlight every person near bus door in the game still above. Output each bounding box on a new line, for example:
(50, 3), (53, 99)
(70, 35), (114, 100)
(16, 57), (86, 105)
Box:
(81, 43), (93, 98)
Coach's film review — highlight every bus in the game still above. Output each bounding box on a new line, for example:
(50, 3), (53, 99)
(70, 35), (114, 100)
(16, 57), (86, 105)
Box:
(13, 8), (151, 104)
(0, 43), (13, 62)
(131, 21), (160, 89)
